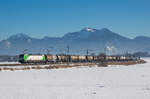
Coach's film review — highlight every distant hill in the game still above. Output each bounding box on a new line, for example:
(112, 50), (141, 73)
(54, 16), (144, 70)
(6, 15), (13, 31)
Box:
(0, 27), (150, 55)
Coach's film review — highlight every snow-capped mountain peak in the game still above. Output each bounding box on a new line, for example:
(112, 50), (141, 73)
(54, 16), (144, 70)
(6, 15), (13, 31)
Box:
(85, 27), (95, 32)
(81, 27), (96, 32)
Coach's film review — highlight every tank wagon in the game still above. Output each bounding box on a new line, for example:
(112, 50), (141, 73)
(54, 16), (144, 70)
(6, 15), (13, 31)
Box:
(19, 54), (138, 64)
(46, 54), (58, 63)
(70, 55), (79, 62)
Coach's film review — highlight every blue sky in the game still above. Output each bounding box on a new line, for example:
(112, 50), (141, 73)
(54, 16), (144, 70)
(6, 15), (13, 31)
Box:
(0, 0), (150, 40)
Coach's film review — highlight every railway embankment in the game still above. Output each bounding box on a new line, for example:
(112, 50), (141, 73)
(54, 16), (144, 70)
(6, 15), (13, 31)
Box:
(0, 59), (146, 71)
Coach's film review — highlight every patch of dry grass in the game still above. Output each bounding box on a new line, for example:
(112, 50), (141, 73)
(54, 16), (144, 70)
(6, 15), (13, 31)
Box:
(108, 60), (146, 66)
(0, 60), (146, 71)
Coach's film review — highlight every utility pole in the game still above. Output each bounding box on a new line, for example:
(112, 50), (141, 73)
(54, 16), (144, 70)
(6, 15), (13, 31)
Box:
(86, 49), (92, 62)
(47, 47), (53, 55)
(86, 49), (89, 56)
(104, 46), (107, 55)
(23, 49), (28, 54)
(86, 49), (92, 56)
(67, 45), (70, 55)
(47, 49), (50, 54)
(66, 45), (70, 64)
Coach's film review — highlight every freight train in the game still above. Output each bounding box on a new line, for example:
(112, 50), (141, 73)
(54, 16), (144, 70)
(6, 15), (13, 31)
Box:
(19, 54), (139, 64)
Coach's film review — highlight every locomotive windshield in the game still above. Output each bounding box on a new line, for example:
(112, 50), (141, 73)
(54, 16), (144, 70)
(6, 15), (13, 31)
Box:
(19, 54), (24, 63)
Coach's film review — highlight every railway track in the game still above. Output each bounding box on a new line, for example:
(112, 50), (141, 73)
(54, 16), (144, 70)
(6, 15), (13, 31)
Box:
(0, 60), (146, 67)
(0, 62), (97, 67)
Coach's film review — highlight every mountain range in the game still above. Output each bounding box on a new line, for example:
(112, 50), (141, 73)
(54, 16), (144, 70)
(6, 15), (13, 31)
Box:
(0, 27), (150, 55)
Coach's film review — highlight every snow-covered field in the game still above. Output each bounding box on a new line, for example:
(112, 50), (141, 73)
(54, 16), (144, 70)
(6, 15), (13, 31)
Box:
(0, 59), (150, 99)
(0, 61), (19, 64)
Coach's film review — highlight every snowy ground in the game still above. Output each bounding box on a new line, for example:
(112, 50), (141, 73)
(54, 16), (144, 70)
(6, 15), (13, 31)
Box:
(0, 59), (150, 99)
(0, 61), (19, 64)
